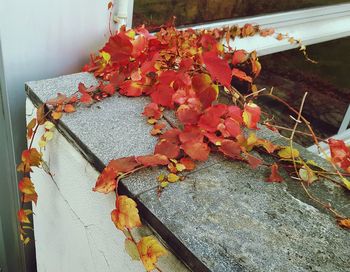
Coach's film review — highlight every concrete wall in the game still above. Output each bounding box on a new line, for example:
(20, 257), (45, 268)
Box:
(26, 99), (187, 272)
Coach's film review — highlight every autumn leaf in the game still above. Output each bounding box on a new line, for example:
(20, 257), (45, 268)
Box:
(219, 140), (241, 159)
(18, 177), (38, 204)
(63, 104), (76, 113)
(93, 167), (118, 193)
(36, 104), (46, 125)
(137, 236), (167, 271)
(245, 153), (263, 169)
(337, 218), (350, 229)
(232, 50), (249, 65)
(242, 102), (261, 129)
(17, 148), (42, 172)
(266, 163), (284, 183)
(119, 80), (143, 97)
(102, 32), (133, 65)
(27, 118), (37, 139)
(328, 138), (350, 173)
(180, 157), (196, 170)
(150, 84), (175, 108)
(51, 111), (62, 120)
(176, 104), (201, 125)
(202, 51), (232, 87)
(232, 68), (252, 83)
(154, 140), (180, 159)
(181, 140), (210, 161)
(143, 103), (163, 120)
(108, 157), (140, 173)
(299, 165), (318, 184)
(18, 209), (32, 224)
(167, 173), (180, 182)
(191, 73), (219, 109)
(111, 195), (141, 230)
(278, 146), (300, 159)
(136, 154), (169, 166)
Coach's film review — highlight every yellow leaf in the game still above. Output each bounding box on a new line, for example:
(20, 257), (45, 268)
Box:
(38, 139), (47, 148)
(44, 121), (55, 130)
(137, 236), (167, 271)
(167, 173), (179, 183)
(125, 238), (140, 260)
(160, 181), (169, 188)
(51, 111), (62, 120)
(111, 195), (142, 230)
(100, 51), (111, 62)
(246, 133), (257, 146)
(147, 118), (157, 125)
(44, 131), (54, 141)
(157, 174), (165, 182)
(278, 146), (300, 159)
(175, 163), (186, 172)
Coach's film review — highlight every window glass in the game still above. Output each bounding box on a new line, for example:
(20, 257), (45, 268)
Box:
(256, 36), (350, 146)
(133, 0), (350, 27)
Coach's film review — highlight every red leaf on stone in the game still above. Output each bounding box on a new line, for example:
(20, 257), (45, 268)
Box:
(219, 140), (241, 158)
(224, 118), (241, 138)
(64, 104), (76, 113)
(266, 163), (284, 183)
(328, 138), (350, 172)
(143, 103), (163, 119)
(108, 157), (140, 173)
(160, 129), (181, 144)
(150, 84), (175, 108)
(179, 125), (204, 144)
(119, 80), (143, 97)
(176, 104), (200, 125)
(202, 51), (231, 87)
(181, 140), (210, 161)
(136, 154), (170, 166)
(180, 157), (196, 170)
(102, 33), (133, 65)
(154, 140), (180, 159)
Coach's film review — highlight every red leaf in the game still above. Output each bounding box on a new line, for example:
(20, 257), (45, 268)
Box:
(154, 140), (180, 159)
(179, 125), (203, 144)
(160, 129), (181, 144)
(136, 154), (170, 166)
(150, 84), (175, 108)
(219, 140), (241, 158)
(328, 139), (350, 172)
(143, 103), (163, 119)
(202, 51), (232, 87)
(180, 157), (196, 170)
(266, 163), (284, 183)
(119, 80), (143, 97)
(176, 105), (200, 125)
(181, 140), (210, 161)
(108, 157), (140, 173)
(198, 112), (221, 133)
(102, 33), (133, 65)
(224, 118), (241, 138)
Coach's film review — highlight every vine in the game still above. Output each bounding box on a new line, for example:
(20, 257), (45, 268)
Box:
(17, 11), (350, 271)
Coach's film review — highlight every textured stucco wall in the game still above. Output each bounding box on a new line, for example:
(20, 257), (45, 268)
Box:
(26, 99), (188, 272)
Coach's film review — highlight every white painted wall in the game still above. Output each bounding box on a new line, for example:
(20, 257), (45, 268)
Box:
(26, 99), (188, 272)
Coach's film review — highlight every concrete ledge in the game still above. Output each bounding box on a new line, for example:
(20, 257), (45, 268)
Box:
(26, 72), (350, 272)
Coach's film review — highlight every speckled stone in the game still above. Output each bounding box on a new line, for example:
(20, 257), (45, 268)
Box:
(137, 160), (350, 272)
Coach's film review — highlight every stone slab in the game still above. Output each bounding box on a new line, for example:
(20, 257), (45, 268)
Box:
(137, 159), (350, 272)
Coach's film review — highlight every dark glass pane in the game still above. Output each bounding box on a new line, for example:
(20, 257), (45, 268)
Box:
(133, 0), (350, 27)
(256, 37), (350, 147)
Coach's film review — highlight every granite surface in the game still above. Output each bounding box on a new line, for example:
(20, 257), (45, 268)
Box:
(26, 72), (350, 272)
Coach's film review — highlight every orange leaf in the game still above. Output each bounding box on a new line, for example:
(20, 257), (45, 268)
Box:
(36, 104), (46, 125)
(93, 167), (118, 193)
(17, 148), (42, 172)
(17, 209), (31, 224)
(232, 68), (252, 83)
(108, 156), (140, 173)
(18, 177), (36, 195)
(64, 104), (76, 113)
(219, 140), (241, 159)
(137, 236), (167, 271)
(111, 195), (141, 230)
(26, 118), (37, 139)
(51, 111), (62, 120)
(337, 218), (350, 229)
(180, 157), (196, 170)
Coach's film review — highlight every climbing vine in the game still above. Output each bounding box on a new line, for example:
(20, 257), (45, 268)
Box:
(17, 8), (350, 271)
